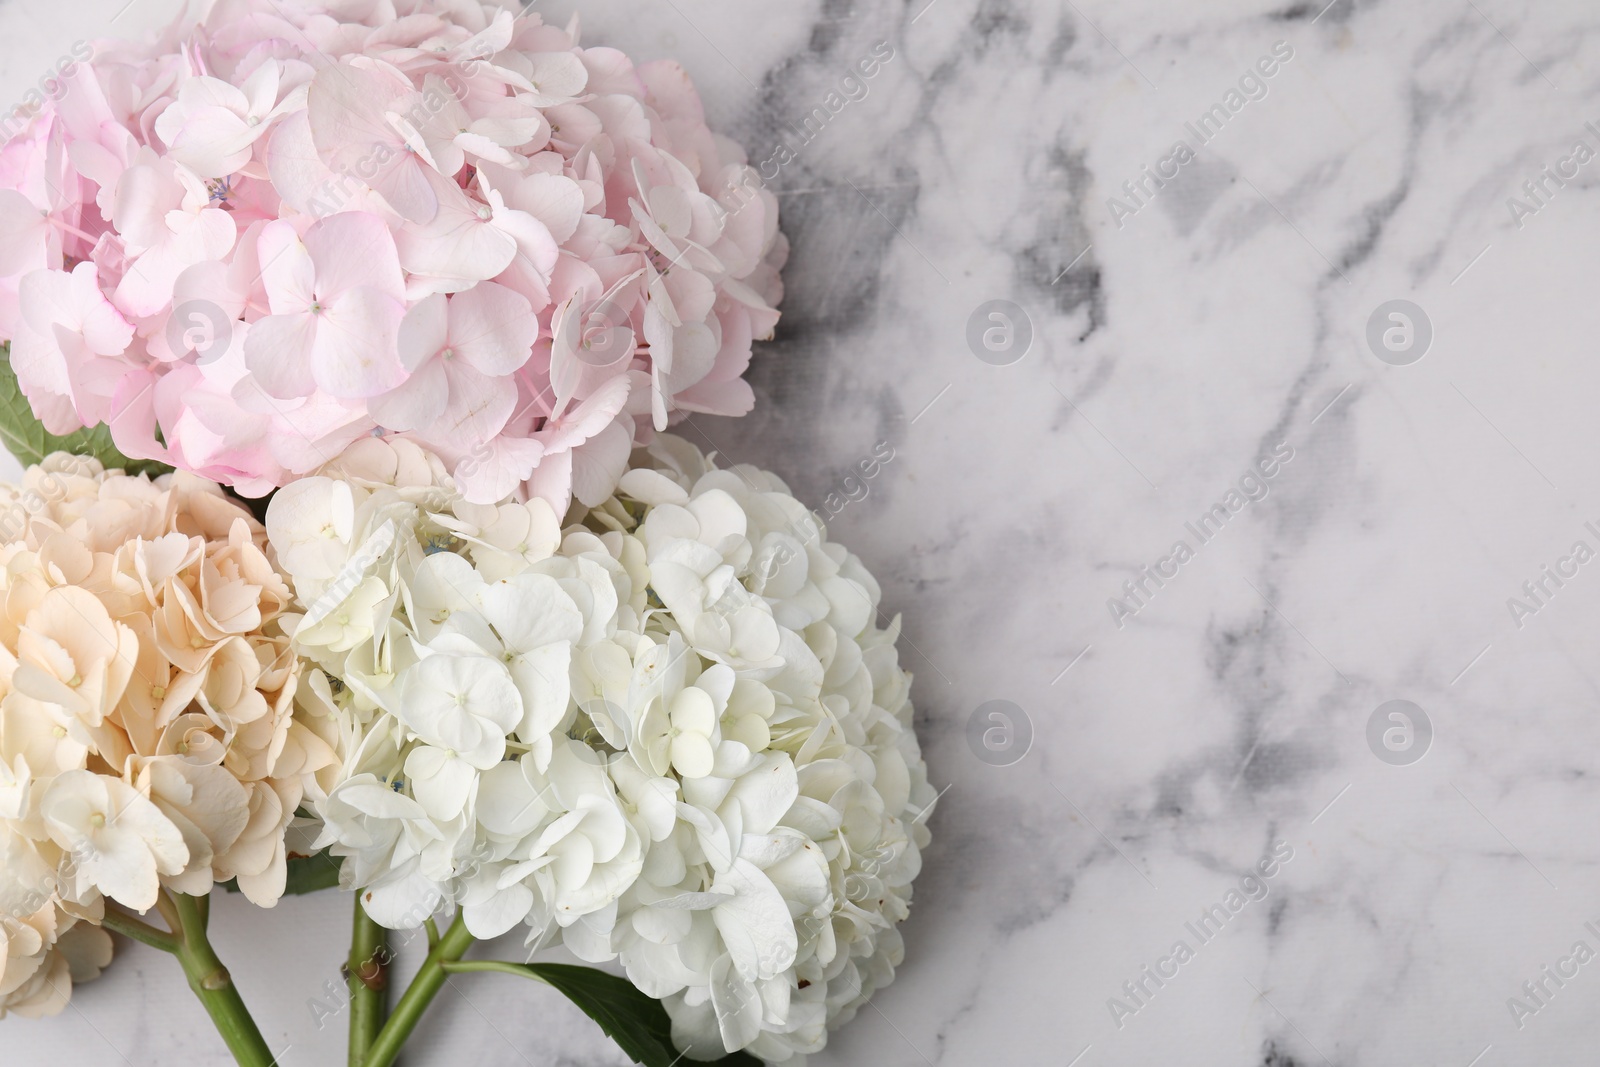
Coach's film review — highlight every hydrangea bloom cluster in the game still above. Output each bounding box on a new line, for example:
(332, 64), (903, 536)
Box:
(0, 0), (785, 514)
(269, 435), (932, 1061)
(0, 453), (333, 946)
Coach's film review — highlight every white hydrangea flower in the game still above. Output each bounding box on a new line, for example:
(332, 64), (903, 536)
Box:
(271, 434), (934, 1062)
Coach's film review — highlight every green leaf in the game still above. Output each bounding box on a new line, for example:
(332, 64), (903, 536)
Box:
(282, 851), (344, 894)
(220, 851), (343, 896)
(441, 960), (762, 1066)
(0, 346), (171, 477)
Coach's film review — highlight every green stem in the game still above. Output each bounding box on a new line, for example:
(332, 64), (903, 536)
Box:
(348, 894), (390, 1065)
(155, 889), (182, 934)
(169, 893), (277, 1067)
(361, 912), (474, 1067)
(440, 960), (548, 981)
(99, 906), (179, 953)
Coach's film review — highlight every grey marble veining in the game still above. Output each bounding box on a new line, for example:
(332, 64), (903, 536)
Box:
(12, 0), (1600, 1064)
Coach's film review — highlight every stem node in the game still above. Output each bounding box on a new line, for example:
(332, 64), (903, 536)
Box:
(347, 894), (391, 1064)
(361, 912), (474, 1067)
(164, 891), (276, 1067)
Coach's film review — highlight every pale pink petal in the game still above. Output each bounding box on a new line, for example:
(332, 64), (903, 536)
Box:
(240, 60), (283, 118)
(9, 323), (72, 401)
(455, 435), (545, 505)
(412, 76), (470, 179)
(549, 292), (635, 415)
(538, 372), (631, 454)
(111, 161), (182, 253)
(663, 266), (717, 324)
(542, 104), (603, 154)
(499, 172), (584, 244)
(267, 396), (374, 475)
(164, 76), (250, 123)
(307, 62), (437, 224)
(107, 369), (170, 465)
(569, 420), (633, 507)
(310, 286), (406, 398)
(243, 311), (318, 399)
(434, 362), (515, 443)
(662, 320), (718, 391)
(0, 277), (24, 337)
(672, 376), (755, 418)
(69, 263), (135, 356)
(397, 293), (449, 373)
(26, 389), (83, 436)
(580, 48), (644, 96)
(0, 190), (49, 276)
(267, 111), (357, 217)
(520, 445), (571, 516)
(304, 212), (405, 302)
(369, 359), (448, 432)
(490, 248), (554, 317)
(459, 7), (516, 54)
(17, 269), (74, 334)
(172, 259), (248, 322)
(113, 209), (238, 318)
(256, 221), (315, 314)
(173, 112), (258, 178)
(490, 206), (559, 282)
(446, 281), (534, 376)
(397, 181), (516, 284)
(468, 106), (546, 151)
(68, 355), (132, 428)
(446, 132), (509, 169)
(524, 53), (589, 106)
(67, 141), (124, 219)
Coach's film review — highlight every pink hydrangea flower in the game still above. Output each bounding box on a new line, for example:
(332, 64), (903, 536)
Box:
(0, 0), (786, 516)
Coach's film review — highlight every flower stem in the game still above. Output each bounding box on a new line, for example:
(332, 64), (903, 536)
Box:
(347, 895), (390, 1065)
(360, 911), (474, 1067)
(100, 906), (179, 953)
(168, 892), (278, 1067)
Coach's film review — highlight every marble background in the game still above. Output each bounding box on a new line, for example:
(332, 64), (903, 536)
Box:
(11, 0), (1600, 1063)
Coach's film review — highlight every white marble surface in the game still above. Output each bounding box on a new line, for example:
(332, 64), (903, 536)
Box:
(12, 0), (1600, 1064)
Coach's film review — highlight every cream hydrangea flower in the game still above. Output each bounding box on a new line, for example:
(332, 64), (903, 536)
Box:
(271, 434), (933, 1062)
(0, 452), (333, 981)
